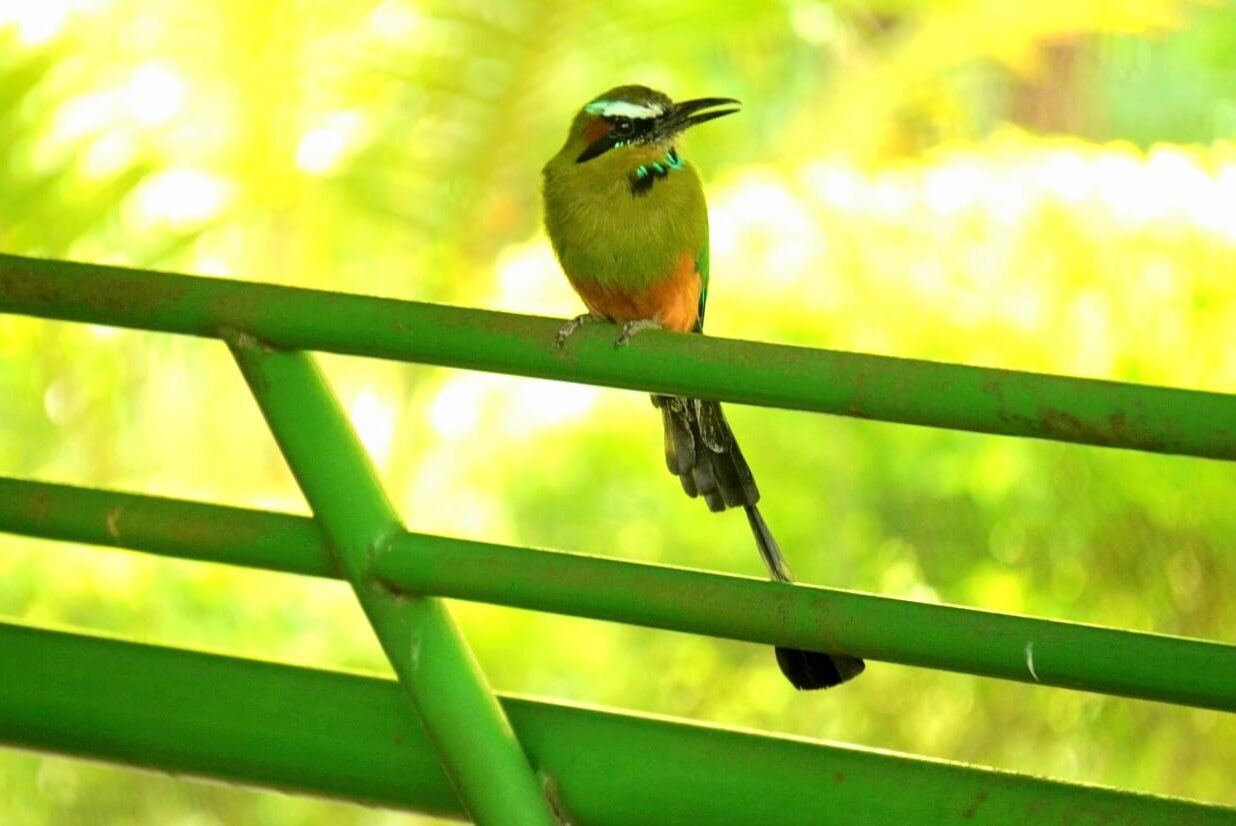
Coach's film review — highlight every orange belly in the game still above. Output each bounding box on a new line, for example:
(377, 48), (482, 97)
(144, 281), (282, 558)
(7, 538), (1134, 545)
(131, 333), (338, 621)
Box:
(568, 252), (701, 333)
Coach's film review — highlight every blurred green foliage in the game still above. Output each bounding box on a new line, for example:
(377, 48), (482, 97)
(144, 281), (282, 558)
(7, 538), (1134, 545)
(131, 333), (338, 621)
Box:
(2, 0), (1235, 823)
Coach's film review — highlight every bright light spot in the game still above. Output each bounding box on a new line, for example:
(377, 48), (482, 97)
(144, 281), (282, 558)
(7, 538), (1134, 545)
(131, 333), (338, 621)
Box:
(1072, 290), (1113, 374)
(790, 1), (836, 45)
(53, 92), (115, 142)
(879, 558), (923, 598)
(87, 324), (122, 339)
(1040, 150), (1090, 205)
(368, 0), (421, 40)
(493, 240), (574, 314)
(707, 200), (740, 261)
(1, 0), (114, 43)
(1145, 146), (1210, 213)
(800, 162), (863, 211)
(1091, 153), (1150, 224)
(82, 132), (136, 178)
(908, 260), (947, 295)
(868, 177), (912, 217)
(296, 129), (346, 174)
(428, 372), (600, 441)
(1000, 286), (1043, 330)
(506, 379), (600, 435)
(43, 378), (75, 425)
(93, 551), (146, 599)
(1139, 259), (1175, 299)
(429, 376), (483, 438)
(722, 174), (814, 236)
(1210, 163), (1236, 242)
(711, 171), (816, 275)
(192, 256), (233, 277)
(924, 159), (988, 214)
(159, 365), (192, 409)
(125, 63), (184, 125)
(296, 112), (364, 175)
(450, 492), (503, 536)
(1184, 161), (1232, 239)
(133, 169), (230, 227)
(0, 0), (68, 45)
(349, 389), (396, 464)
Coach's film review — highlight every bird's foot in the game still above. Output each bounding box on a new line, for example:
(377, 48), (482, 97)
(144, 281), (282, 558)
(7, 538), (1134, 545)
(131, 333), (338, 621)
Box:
(555, 313), (603, 349)
(614, 318), (662, 349)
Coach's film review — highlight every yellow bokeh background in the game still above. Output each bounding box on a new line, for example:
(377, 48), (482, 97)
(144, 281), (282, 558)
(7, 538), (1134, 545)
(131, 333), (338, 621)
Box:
(2, 0), (1234, 822)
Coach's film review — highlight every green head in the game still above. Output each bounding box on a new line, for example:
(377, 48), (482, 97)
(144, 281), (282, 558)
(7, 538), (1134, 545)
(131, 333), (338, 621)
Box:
(551, 85), (740, 173)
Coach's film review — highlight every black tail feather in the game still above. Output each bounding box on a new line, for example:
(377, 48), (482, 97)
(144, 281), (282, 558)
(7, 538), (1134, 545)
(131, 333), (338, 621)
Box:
(743, 502), (792, 582)
(655, 396), (757, 511)
(775, 647), (866, 690)
(654, 394), (865, 691)
(746, 503), (865, 690)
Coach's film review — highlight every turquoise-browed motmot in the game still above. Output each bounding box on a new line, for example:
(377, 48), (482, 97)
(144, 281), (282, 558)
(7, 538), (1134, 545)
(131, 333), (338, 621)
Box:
(542, 85), (864, 690)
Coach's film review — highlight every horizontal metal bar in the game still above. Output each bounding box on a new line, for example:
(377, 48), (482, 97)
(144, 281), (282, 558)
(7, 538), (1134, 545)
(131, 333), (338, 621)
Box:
(3, 253), (1235, 460)
(2, 621), (1231, 825)
(226, 339), (556, 826)
(375, 532), (1236, 712)
(0, 477), (334, 577)
(4, 476), (1234, 712)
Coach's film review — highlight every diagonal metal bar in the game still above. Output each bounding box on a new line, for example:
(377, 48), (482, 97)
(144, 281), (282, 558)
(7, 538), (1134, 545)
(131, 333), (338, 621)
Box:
(4, 476), (1234, 712)
(3, 253), (1236, 460)
(224, 335), (557, 826)
(2, 622), (1233, 825)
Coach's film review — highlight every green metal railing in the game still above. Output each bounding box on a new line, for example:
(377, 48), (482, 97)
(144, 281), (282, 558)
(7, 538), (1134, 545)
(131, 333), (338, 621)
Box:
(1, 252), (1234, 825)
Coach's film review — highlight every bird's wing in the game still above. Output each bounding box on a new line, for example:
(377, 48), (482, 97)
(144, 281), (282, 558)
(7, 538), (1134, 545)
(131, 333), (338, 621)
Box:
(694, 234), (710, 333)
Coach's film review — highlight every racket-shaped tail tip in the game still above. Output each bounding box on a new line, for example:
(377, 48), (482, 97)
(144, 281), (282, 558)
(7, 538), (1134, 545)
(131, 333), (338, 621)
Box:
(775, 648), (866, 690)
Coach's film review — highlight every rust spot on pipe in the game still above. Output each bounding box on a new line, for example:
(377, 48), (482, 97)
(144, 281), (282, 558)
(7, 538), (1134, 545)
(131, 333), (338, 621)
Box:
(106, 506), (123, 541)
(1035, 407), (1167, 451)
(1038, 409), (1108, 444)
(28, 489), (51, 527)
(960, 789), (989, 819)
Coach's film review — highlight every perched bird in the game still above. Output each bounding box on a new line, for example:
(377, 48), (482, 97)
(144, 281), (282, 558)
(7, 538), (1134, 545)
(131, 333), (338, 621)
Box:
(542, 85), (864, 690)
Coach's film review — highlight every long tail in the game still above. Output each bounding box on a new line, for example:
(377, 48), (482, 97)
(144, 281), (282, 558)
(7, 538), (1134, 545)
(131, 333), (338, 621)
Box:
(654, 395), (865, 690)
(746, 504), (866, 690)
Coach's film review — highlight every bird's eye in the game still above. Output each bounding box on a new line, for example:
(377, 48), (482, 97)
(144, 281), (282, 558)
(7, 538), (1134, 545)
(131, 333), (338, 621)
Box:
(611, 117), (635, 137)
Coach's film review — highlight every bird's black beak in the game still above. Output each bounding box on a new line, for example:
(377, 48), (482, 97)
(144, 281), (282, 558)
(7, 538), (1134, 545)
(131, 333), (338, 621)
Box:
(575, 96), (741, 163)
(657, 97), (741, 139)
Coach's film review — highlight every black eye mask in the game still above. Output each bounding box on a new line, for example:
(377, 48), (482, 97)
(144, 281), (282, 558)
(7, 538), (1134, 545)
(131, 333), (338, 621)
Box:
(576, 116), (657, 163)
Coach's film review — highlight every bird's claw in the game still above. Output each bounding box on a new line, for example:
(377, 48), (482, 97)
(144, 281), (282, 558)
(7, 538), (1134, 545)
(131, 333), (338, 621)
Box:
(614, 318), (662, 349)
(556, 313), (600, 349)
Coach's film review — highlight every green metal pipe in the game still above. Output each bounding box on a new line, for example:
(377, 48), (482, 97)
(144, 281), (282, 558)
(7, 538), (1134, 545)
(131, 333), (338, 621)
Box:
(225, 338), (557, 826)
(0, 476), (333, 578)
(1, 622), (1231, 825)
(374, 532), (1236, 712)
(3, 476), (1234, 712)
(3, 253), (1235, 460)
